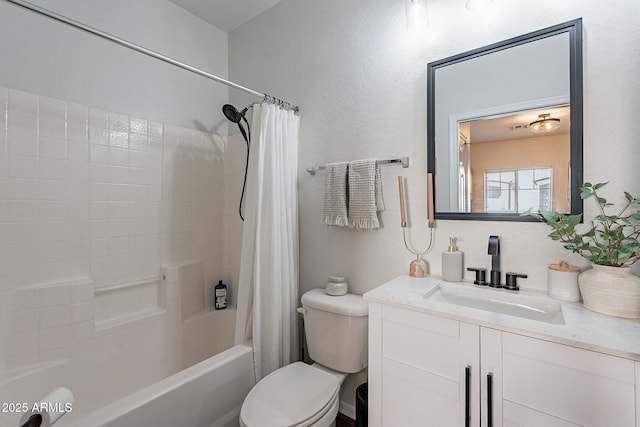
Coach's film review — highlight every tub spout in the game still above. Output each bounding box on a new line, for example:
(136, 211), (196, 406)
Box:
(21, 414), (42, 427)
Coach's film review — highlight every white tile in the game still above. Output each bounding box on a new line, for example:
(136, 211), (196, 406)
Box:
(39, 158), (69, 180)
(129, 134), (148, 152)
(8, 177), (39, 200)
(6, 331), (38, 359)
(38, 201), (69, 221)
(108, 183), (129, 202)
(8, 89), (38, 114)
(7, 154), (38, 178)
(7, 266), (39, 289)
(130, 117), (147, 135)
(39, 179), (69, 200)
(7, 130), (38, 156)
(89, 126), (109, 145)
(39, 136), (68, 160)
(7, 244), (38, 268)
(71, 321), (94, 344)
(71, 301), (94, 324)
(90, 163), (110, 182)
(39, 347), (70, 363)
(109, 112), (129, 132)
(90, 143), (109, 164)
(88, 108), (109, 129)
(39, 306), (70, 329)
(39, 325), (71, 351)
(39, 284), (70, 307)
(148, 121), (163, 137)
(8, 112), (38, 135)
(109, 146), (128, 166)
(9, 309), (39, 334)
(39, 96), (66, 118)
(38, 241), (67, 264)
(71, 282), (94, 303)
(68, 141), (88, 162)
(109, 130), (129, 149)
(39, 115), (66, 139)
(6, 221), (38, 245)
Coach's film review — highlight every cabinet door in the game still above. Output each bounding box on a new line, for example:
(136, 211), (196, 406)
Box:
(501, 333), (635, 427)
(378, 306), (479, 427)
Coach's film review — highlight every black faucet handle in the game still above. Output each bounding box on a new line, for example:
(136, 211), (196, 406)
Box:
(467, 267), (488, 286)
(504, 272), (528, 291)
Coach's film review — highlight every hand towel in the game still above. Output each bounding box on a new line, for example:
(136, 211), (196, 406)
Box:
(322, 161), (349, 226)
(348, 159), (385, 229)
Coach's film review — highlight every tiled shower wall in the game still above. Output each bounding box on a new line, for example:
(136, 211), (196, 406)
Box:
(0, 86), (230, 371)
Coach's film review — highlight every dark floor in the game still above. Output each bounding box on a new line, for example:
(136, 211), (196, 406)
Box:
(336, 413), (355, 427)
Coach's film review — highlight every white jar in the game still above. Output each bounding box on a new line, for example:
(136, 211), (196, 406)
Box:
(325, 276), (348, 296)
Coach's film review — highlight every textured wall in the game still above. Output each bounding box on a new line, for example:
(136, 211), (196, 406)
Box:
(229, 0), (640, 415)
(230, 0), (640, 295)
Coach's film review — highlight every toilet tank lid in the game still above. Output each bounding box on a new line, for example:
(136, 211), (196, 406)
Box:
(301, 288), (368, 316)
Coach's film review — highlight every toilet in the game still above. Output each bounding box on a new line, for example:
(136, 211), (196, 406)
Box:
(239, 288), (369, 427)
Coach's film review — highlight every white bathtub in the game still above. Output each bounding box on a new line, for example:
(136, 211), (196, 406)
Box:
(65, 343), (255, 427)
(182, 309), (237, 370)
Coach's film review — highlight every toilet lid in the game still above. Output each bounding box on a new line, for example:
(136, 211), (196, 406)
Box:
(240, 362), (340, 427)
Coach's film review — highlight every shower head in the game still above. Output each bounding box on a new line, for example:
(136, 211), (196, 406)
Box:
(222, 104), (247, 124)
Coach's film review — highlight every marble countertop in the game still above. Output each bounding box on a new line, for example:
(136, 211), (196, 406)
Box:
(364, 275), (640, 361)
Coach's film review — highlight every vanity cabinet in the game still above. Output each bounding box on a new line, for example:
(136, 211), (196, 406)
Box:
(368, 302), (637, 427)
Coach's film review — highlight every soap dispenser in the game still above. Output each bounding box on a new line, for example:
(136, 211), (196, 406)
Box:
(442, 237), (464, 282)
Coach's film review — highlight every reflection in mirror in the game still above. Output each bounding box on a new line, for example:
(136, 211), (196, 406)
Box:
(458, 106), (570, 214)
(427, 19), (582, 221)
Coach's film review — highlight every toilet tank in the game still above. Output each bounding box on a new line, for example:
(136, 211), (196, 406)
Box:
(300, 289), (369, 373)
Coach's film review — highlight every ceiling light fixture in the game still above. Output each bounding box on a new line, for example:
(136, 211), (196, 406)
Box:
(466, 0), (493, 10)
(529, 113), (561, 133)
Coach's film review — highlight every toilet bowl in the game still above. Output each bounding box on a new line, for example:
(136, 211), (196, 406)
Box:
(239, 362), (346, 427)
(239, 289), (369, 427)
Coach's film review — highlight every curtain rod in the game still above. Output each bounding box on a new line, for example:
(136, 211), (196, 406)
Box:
(3, 0), (299, 112)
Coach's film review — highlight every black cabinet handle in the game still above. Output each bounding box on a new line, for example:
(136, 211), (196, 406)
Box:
(465, 366), (471, 427)
(487, 372), (493, 427)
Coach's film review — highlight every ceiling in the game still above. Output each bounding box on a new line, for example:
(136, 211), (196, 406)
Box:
(466, 106), (571, 144)
(170, 0), (283, 33)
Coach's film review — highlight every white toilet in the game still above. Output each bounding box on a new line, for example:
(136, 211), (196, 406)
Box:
(239, 288), (369, 427)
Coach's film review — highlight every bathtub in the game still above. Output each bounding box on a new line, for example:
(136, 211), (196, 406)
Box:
(182, 309), (238, 370)
(64, 343), (255, 427)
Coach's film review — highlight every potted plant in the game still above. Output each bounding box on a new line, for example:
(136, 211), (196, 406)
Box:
(525, 182), (640, 318)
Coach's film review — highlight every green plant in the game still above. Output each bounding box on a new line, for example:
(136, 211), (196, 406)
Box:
(524, 182), (640, 267)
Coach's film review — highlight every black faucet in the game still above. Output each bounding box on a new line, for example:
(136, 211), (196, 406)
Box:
(488, 235), (501, 288)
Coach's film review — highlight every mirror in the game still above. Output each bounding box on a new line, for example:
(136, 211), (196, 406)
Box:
(427, 19), (583, 221)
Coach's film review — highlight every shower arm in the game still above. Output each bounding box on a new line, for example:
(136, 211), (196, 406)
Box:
(2, 0), (299, 112)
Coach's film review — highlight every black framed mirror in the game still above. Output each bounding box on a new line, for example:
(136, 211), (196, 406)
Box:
(427, 19), (583, 222)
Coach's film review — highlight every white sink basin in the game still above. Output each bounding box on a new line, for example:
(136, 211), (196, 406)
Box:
(424, 282), (565, 324)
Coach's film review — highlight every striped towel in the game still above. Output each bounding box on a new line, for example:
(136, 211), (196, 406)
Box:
(348, 159), (385, 229)
(322, 162), (349, 226)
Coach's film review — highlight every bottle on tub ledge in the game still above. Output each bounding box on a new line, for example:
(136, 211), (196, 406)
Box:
(442, 237), (464, 282)
(214, 280), (228, 310)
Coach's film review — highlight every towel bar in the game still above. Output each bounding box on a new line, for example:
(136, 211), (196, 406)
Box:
(306, 156), (409, 176)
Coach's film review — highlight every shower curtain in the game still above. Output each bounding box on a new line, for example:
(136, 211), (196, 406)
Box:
(234, 102), (300, 381)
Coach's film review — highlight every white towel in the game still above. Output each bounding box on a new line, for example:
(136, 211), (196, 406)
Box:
(348, 159), (385, 229)
(322, 162), (349, 226)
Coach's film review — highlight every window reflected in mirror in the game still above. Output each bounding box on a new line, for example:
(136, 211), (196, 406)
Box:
(457, 106), (570, 214)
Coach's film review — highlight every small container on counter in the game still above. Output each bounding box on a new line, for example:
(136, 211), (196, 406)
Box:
(548, 262), (582, 301)
(325, 276), (348, 296)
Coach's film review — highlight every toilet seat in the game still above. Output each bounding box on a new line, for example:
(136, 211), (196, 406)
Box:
(240, 362), (341, 427)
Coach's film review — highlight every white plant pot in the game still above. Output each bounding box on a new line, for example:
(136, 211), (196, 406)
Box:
(578, 264), (640, 319)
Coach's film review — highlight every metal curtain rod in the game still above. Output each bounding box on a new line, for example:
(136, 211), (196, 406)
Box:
(306, 156), (410, 176)
(3, 0), (299, 112)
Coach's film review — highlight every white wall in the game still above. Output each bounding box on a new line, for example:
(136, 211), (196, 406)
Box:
(0, 0), (229, 131)
(230, 0), (640, 294)
(229, 0), (640, 416)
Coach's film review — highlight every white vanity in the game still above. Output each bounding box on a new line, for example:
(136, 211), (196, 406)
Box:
(364, 276), (640, 427)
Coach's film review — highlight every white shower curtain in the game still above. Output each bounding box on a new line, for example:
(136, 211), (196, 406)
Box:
(234, 102), (300, 381)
